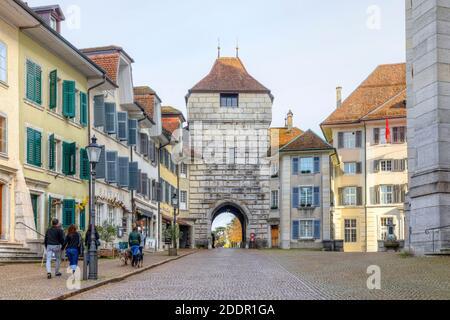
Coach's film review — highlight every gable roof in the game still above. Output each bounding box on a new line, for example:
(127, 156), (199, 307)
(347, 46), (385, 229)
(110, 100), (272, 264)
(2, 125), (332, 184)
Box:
(81, 46), (134, 84)
(280, 130), (333, 152)
(270, 127), (304, 150)
(361, 89), (407, 121)
(321, 63), (406, 126)
(162, 106), (186, 123)
(189, 57), (272, 95)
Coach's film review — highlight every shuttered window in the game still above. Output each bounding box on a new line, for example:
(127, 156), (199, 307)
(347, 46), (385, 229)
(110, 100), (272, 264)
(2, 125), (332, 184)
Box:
(106, 151), (118, 183)
(48, 134), (56, 170)
(314, 220), (321, 240)
(104, 103), (117, 134)
(141, 173), (148, 197)
(140, 133), (149, 156)
(292, 158), (299, 175)
(62, 142), (76, 176)
(93, 95), (105, 128)
(79, 208), (86, 231)
(62, 199), (76, 229)
(117, 112), (128, 141)
(62, 80), (76, 118)
(292, 221), (299, 240)
(96, 146), (106, 179)
(26, 59), (42, 105)
(79, 92), (87, 127)
(26, 128), (42, 167)
(118, 157), (130, 188)
(128, 162), (139, 191)
(79, 148), (90, 180)
(314, 187), (320, 207)
(292, 187), (299, 208)
(49, 70), (57, 109)
(393, 127), (407, 143)
(128, 119), (138, 146)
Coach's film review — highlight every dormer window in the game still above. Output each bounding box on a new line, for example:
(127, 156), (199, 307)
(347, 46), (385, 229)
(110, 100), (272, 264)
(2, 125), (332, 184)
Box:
(220, 93), (238, 108)
(50, 17), (57, 31)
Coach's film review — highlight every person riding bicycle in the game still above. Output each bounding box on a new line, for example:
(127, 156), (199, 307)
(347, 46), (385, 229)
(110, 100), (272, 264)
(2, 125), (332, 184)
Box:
(128, 225), (141, 267)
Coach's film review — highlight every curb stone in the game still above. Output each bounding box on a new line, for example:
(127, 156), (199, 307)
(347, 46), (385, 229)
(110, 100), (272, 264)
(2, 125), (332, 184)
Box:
(51, 250), (198, 300)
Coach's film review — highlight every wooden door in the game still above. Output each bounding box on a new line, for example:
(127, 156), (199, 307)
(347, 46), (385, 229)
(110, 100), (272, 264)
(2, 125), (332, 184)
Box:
(31, 194), (38, 231)
(271, 225), (279, 248)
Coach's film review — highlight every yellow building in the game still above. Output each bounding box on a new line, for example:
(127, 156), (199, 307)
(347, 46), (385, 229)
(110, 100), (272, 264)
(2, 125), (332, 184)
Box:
(0, 3), (20, 247)
(321, 63), (407, 252)
(13, 3), (109, 255)
(159, 106), (193, 249)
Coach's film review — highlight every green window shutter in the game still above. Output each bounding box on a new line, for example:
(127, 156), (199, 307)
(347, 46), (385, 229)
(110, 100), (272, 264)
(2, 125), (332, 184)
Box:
(80, 92), (87, 126)
(69, 142), (76, 175)
(35, 64), (42, 105)
(34, 130), (42, 167)
(48, 134), (55, 170)
(63, 80), (76, 118)
(62, 142), (70, 175)
(62, 199), (76, 229)
(80, 148), (90, 180)
(26, 60), (35, 102)
(79, 208), (86, 231)
(26, 128), (35, 165)
(49, 70), (57, 109)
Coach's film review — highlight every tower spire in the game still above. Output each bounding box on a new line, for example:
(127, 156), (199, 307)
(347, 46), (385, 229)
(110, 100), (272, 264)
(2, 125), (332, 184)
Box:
(236, 38), (239, 58)
(217, 38), (221, 58)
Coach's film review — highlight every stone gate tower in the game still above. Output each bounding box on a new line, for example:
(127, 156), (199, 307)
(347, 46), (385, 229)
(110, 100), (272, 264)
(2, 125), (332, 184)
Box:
(186, 56), (273, 248)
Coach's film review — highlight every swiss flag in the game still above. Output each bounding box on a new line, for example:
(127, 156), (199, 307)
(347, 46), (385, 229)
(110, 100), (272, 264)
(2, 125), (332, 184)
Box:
(385, 118), (391, 144)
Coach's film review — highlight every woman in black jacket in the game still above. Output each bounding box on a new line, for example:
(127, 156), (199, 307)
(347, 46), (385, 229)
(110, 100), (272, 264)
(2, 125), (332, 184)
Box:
(62, 224), (83, 274)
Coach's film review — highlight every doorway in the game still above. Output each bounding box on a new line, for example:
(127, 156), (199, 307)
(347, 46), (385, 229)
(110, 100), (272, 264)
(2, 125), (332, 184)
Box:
(271, 225), (279, 248)
(30, 194), (38, 231)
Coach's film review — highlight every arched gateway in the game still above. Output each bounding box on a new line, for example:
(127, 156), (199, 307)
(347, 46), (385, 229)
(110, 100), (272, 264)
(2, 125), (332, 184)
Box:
(208, 200), (250, 248)
(185, 56), (273, 248)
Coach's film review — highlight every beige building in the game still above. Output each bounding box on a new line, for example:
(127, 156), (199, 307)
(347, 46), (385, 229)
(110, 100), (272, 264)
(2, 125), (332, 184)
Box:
(321, 63), (408, 252)
(271, 111), (334, 249)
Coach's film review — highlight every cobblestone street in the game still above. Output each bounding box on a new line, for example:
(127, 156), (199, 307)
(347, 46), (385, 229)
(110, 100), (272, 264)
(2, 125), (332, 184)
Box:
(71, 249), (450, 300)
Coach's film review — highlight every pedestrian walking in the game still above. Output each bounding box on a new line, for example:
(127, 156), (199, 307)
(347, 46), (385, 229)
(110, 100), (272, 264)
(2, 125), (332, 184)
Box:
(128, 225), (141, 267)
(84, 224), (100, 266)
(62, 225), (83, 274)
(44, 219), (65, 279)
(139, 228), (147, 256)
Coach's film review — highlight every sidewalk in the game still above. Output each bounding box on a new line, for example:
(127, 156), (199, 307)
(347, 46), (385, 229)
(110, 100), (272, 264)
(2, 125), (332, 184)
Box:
(0, 249), (197, 300)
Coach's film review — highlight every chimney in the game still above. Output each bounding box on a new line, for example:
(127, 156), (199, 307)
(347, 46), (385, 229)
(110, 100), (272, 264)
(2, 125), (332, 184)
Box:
(336, 86), (342, 108)
(286, 110), (293, 130)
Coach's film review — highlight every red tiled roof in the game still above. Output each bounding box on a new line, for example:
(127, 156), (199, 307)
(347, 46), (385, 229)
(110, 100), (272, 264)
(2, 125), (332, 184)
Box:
(134, 86), (156, 120)
(280, 130), (333, 152)
(270, 127), (304, 150)
(189, 57), (271, 94)
(361, 90), (407, 121)
(162, 117), (181, 134)
(85, 53), (120, 83)
(322, 63), (406, 126)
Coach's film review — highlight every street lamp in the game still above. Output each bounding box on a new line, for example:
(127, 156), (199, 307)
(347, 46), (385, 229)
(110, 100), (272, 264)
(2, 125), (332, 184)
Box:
(86, 136), (102, 280)
(171, 192), (178, 256)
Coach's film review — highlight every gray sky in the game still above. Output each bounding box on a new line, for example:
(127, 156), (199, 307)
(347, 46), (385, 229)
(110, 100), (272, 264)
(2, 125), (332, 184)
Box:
(27, 0), (406, 135)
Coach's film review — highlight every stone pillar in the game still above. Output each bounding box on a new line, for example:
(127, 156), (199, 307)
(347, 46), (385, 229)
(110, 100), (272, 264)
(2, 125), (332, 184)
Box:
(406, 0), (450, 254)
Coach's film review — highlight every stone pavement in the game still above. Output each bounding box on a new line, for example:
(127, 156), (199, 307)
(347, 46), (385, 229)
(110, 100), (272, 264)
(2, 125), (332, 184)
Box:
(0, 249), (196, 300)
(71, 249), (450, 300)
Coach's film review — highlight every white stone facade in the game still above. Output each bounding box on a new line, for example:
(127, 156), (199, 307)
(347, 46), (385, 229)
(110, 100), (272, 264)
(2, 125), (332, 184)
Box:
(187, 92), (273, 247)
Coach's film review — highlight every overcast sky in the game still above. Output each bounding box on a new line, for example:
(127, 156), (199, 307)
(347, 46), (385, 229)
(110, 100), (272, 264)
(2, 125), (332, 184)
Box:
(28, 0), (405, 135)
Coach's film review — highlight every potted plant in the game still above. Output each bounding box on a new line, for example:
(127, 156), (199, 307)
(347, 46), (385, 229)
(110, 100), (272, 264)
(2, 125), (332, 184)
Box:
(97, 222), (118, 258)
(165, 224), (183, 256)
